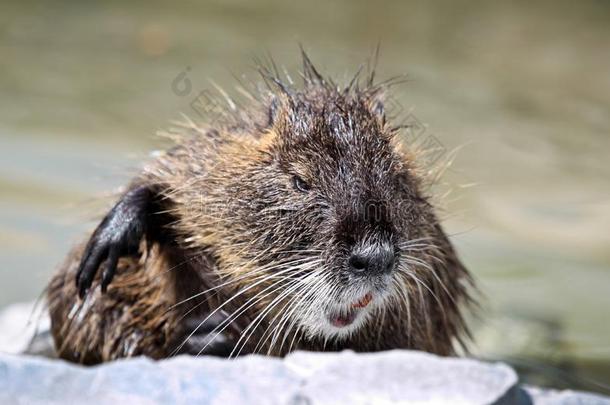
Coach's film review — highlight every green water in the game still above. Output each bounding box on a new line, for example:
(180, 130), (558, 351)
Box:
(1, 0), (609, 393)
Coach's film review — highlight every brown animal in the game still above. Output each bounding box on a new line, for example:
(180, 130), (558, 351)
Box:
(47, 53), (474, 364)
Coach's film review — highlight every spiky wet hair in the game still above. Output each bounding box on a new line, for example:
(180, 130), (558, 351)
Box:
(177, 48), (407, 142)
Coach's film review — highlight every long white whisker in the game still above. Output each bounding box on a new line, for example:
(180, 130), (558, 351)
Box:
(170, 264), (310, 356)
(265, 270), (331, 355)
(170, 256), (318, 311)
(253, 271), (320, 354)
(278, 271), (334, 354)
(229, 267), (319, 357)
(197, 274), (306, 357)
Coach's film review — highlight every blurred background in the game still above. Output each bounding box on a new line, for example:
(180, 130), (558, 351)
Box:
(1, 0), (609, 393)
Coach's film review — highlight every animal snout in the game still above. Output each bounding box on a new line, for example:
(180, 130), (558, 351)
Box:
(348, 242), (396, 276)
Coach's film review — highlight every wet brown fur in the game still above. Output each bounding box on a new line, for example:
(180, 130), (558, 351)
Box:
(48, 52), (474, 364)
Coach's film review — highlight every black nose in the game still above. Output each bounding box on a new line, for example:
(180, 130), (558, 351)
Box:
(348, 243), (396, 276)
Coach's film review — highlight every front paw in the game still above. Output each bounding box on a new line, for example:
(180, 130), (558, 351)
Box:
(75, 186), (153, 298)
(171, 312), (239, 357)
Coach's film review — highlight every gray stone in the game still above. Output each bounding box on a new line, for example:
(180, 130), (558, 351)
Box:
(524, 386), (610, 405)
(0, 350), (521, 404)
(1, 302), (608, 404)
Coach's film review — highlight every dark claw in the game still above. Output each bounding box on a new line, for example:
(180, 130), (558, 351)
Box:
(77, 243), (108, 298)
(101, 246), (120, 293)
(75, 185), (155, 299)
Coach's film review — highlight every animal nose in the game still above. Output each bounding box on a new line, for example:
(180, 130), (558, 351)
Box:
(348, 243), (396, 276)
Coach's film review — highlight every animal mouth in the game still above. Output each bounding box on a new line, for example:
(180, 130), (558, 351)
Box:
(328, 292), (373, 328)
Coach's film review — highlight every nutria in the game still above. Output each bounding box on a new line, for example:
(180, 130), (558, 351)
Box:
(47, 52), (474, 364)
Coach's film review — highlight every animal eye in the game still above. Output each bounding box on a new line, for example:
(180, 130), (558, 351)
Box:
(292, 175), (311, 193)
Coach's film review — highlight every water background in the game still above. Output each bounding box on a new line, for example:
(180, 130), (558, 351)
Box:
(1, 0), (608, 393)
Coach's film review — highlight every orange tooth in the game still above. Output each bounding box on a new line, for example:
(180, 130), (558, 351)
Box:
(352, 292), (373, 308)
